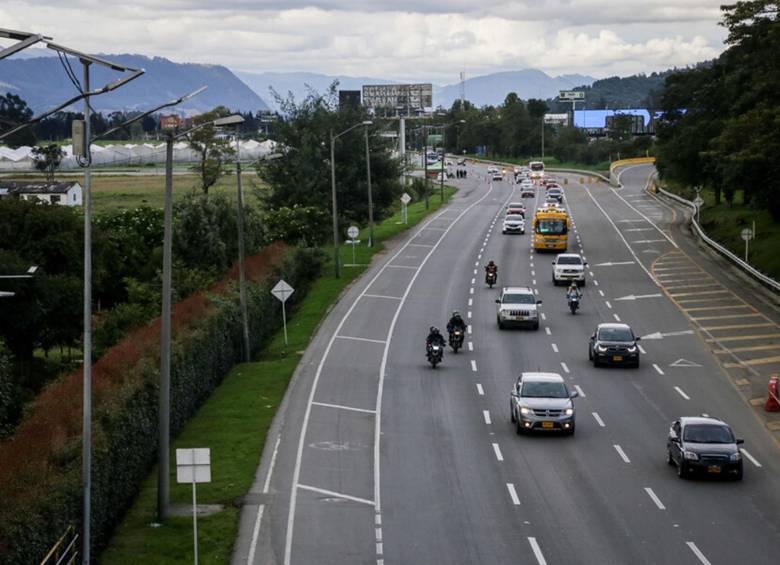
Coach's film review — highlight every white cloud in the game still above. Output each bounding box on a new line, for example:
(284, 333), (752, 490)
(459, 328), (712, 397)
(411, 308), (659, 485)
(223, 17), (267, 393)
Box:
(2, 1), (728, 83)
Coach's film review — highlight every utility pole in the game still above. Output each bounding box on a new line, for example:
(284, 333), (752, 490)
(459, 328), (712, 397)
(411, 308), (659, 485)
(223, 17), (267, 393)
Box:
(423, 127), (429, 210)
(80, 59), (93, 565)
(364, 125), (374, 247)
(330, 129), (340, 277)
(541, 115), (545, 160)
(235, 134), (251, 361)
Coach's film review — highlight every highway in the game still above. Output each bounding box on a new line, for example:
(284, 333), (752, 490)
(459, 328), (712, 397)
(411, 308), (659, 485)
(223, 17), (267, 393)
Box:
(234, 161), (780, 565)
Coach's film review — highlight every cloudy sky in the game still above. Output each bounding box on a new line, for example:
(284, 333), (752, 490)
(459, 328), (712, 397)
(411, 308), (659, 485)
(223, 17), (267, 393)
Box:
(2, 1), (727, 82)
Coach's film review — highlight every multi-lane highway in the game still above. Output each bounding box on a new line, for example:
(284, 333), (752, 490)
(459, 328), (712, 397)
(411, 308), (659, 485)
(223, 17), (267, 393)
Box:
(234, 161), (780, 565)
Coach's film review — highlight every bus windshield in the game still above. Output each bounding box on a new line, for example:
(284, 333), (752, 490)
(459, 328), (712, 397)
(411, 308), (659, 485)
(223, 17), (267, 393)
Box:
(530, 162), (544, 172)
(536, 219), (567, 235)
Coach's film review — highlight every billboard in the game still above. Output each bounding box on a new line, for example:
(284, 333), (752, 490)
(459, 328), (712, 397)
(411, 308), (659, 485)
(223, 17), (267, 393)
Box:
(338, 90), (361, 108)
(362, 83), (433, 113)
(559, 90), (585, 101)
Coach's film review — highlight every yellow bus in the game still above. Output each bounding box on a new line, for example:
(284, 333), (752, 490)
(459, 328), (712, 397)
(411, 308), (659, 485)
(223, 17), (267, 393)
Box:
(533, 208), (569, 251)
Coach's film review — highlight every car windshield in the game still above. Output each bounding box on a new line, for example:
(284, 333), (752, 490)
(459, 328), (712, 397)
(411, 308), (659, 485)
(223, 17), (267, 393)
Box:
(547, 188), (561, 194)
(598, 327), (634, 341)
(508, 203), (524, 208)
(683, 424), (734, 444)
(521, 381), (568, 398)
(502, 293), (535, 304)
(505, 215), (524, 222)
(557, 256), (582, 265)
(536, 220), (567, 235)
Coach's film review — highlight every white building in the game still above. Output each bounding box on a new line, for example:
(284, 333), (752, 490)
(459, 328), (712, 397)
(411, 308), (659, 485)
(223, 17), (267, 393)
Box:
(0, 181), (82, 206)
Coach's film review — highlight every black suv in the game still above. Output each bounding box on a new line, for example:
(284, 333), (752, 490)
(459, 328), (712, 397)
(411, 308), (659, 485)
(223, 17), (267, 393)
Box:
(588, 323), (640, 367)
(667, 416), (744, 480)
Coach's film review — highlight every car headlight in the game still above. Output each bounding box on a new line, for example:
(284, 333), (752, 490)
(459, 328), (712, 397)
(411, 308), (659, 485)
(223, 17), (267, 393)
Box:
(730, 452), (742, 462)
(597, 345), (607, 353)
(565, 408), (574, 416)
(627, 345), (637, 353)
(520, 407), (532, 415)
(683, 451), (699, 461)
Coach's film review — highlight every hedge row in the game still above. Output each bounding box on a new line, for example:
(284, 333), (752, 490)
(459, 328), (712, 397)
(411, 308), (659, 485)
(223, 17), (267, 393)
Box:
(0, 243), (324, 563)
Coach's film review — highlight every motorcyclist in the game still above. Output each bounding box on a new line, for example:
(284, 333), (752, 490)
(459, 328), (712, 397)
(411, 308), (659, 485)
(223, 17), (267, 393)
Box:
(484, 260), (498, 277)
(447, 310), (468, 334)
(566, 282), (582, 301)
(426, 326), (446, 349)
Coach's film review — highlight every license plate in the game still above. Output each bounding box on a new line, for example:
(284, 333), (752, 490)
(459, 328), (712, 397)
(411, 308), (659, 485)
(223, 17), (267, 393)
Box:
(613, 355), (623, 362)
(542, 421), (554, 429)
(708, 465), (721, 473)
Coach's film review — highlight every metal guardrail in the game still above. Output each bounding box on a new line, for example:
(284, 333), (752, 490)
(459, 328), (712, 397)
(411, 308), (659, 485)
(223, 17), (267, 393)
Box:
(40, 525), (79, 565)
(652, 178), (780, 294)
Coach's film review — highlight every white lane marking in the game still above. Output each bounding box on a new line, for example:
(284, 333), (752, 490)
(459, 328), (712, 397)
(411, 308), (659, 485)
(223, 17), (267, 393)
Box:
(613, 314), (621, 322)
(652, 363), (664, 375)
(470, 287), (474, 294)
(471, 278), (476, 284)
(574, 384), (586, 398)
(598, 290), (605, 297)
(614, 444), (631, 463)
(492, 443), (504, 461)
(740, 448), (762, 468)
(610, 186), (678, 248)
(551, 343), (559, 353)
(592, 412), (605, 427)
(545, 327), (551, 335)
(593, 280), (599, 286)
(541, 312), (546, 320)
(483, 410), (492, 425)
(533, 279), (537, 285)
(468, 297), (473, 306)
(605, 300), (612, 309)
(283, 182), (498, 563)
(638, 344), (646, 354)
(528, 537), (548, 565)
(531, 270), (536, 276)
(644, 487), (666, 510)
(376, 528), (382, 542)
(297, 484), (375, 506)
(386, 264), (418, 270)
(473, 269), (477, 276)
(674, 386), (690, 400)
(686, 542), (712, 565)
(375, 514), (381, 525)
(248, 435), (282, 564)
(467, 310), (472, 319)
(311, 401), (377, 414)
(478, 253), (482, 259)
(468, 326), (473, 334)
(376, 543), (383, 555)
(336, 335), (387, 345)
(468, 341), (473, 351)
(530, 262), (534, 268)
(507, 483), (521, 505)
(475, 261), (479, 266)
(471, 360), (478, 372)
(561, 362), (570, 374)
(476, 383), (484, 396)
(363, 294), (402, 301)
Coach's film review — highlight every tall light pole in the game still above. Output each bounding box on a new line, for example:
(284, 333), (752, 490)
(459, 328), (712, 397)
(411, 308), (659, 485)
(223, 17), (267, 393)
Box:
(329, 120), (373, 277)
(364, 124), (374, 247)
(232, 118), (251, 363)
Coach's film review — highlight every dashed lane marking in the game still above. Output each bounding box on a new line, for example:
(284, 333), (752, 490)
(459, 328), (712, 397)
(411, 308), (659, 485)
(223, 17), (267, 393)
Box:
(483, 410), (492, 425)
(492, 443), (504, 461)
(471, 360), (478, 372)
(653, 363), (665, 375)
(561, 362), (570, 374)
(574, 385), (586, 397)
(686, 542), (712, 565)
(740, 448), (762, 468)
(551, 343), (559, 353)
(592, 412), (605, 427)
(528, 537), (548, 565)
(507, 483), (521, 505)
(644, 487), (666, 510)
(476, 383), (484, 396)
(674, 386), (690, 400)
(614, 444), (631, 463)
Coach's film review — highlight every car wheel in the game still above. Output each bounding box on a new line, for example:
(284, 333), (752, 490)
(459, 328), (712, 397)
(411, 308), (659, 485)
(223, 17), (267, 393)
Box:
(677, 461), (688, 479)
(566, 426), (575, 436)
(634, 358), (640, 369)
(532, 321), (539, 331)
(733, 464), (743, 481)
(510, 404), (516, 423)
(588, 347), (593, 361)
(497, 317), (504, 330)
(593, 356), (600, 368)
(667, 449), (675, 466)
(516, 418), (524, 435)
(580, 280), (586, 287)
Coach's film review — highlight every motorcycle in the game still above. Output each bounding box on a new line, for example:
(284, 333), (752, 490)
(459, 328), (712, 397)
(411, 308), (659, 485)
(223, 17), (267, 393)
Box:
(568, 294), (580, 314)
(449, 329), (464, 353)
(427, 343), (444, 368)
(485, 270), (497, 288)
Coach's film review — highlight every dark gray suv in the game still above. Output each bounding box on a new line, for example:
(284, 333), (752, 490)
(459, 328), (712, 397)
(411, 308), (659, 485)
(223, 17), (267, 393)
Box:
(667, 416), (744, 480)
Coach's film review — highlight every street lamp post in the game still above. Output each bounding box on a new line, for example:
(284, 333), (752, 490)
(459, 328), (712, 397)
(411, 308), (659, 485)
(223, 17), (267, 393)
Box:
(364, 124), (374, 247)
(234, 124), (251, 363)
(329, 120), (373, 277)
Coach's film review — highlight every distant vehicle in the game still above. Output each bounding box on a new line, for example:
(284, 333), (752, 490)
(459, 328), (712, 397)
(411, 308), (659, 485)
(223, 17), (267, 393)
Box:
(529, 160), (545, 180)
(492, 171), (503, 181)
(510, 372), (577, 435)
(487, 166), (499, 174)
(519, 183), (535, 198)
(502, 214), (525, 234)
(457, 158), (467, 165)
(495, 286), (542, 330)
(546, 182), (562, 191)
(589, 323), (641, 367)
(546, 187), (564, 202)
(507, 201), (526, 215)
(533, 208), (570, 251)
(667, 416), (744, 480)
(552, 253), (587, 285)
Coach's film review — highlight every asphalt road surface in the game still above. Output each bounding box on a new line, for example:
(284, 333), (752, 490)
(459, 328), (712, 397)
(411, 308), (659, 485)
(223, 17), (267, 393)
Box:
(234, 162), (780, 565)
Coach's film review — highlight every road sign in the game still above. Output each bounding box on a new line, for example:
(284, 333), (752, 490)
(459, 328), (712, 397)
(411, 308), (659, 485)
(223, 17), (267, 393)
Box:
(400, 192), (412, 205)
(693, 196), (704, 207)
(559, 90), (585, 101)
(400, 192), (411, 224)
(176, 448), (211, 565)
(272, 280), (294, 346)
(741, 228), (753, 241)
(347, 225), (359, 239)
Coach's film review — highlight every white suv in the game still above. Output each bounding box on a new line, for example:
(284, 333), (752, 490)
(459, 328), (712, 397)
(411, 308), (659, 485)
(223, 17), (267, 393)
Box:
(552, 253), (587, 285)
(495, 286), (542, 330)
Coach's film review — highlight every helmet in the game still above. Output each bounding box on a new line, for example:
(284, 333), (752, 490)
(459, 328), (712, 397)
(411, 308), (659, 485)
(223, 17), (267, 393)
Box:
(569, 282), (578, 289)
(429, 326), (436, 333)
(452, 310), (460, 318)
(488, 260), (495, 266)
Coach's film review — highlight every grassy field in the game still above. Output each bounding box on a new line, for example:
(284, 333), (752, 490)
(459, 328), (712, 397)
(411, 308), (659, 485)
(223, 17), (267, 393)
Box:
(100, 186), (458, 564)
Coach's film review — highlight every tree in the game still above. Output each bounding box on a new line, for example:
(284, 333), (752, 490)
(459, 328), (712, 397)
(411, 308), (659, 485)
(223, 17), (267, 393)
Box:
(188, 106), (236, 194)
(31, 144), (65, 181)
(0, 93), (36, 148)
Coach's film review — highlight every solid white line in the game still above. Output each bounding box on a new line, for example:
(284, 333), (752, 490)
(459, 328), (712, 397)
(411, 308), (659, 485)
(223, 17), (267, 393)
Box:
(471, 360), (478, 372)
(613, 314), (621, 322)
(551, 343), (559, 353)
(740, 448), (762, 468)
(592, 412), (605, 427)
(638, 344), (646, 354)
(297, 484), (375, 506)
(363, 293), (402, 301)
(476, 383), (484, 396)
(674, 386), (690, 400)
(574, 384), (586, 397)
(686, 542), (712, 565)
(545, 327), (551, 335)
(507, 483), (521, 505)
(336, 335), (386, 345)
(605, 300), (612, 309)
(528, 537), (548, 565)
(652, 363), (664, 375)
(614, 444), (631, 463)
(283, 181), (497, 564)
(247, 505), (265, 564)
(483, 410), (492, 425)
(644, 487), (666, 510)
(492, 443), (504, 461)
(561, 362), (570, 374)
(311, 401), (377, 415)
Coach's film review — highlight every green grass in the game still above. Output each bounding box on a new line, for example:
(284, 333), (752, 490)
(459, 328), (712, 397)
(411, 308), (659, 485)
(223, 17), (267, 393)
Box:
(99, 186), (457, 564)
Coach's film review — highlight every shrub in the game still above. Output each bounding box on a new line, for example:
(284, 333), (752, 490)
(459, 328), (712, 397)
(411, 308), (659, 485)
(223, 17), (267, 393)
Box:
(0, 341), (21, 439)
(263, 205), (330, 246)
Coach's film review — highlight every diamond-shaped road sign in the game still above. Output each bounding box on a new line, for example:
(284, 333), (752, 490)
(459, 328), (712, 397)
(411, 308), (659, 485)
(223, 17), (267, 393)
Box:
(271, 279), (294, 303)
(400, 192), (412, 205)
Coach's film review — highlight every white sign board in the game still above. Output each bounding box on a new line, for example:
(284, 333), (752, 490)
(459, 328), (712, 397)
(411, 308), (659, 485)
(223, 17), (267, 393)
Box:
(271, 280), (294, 303)
(176, 448), (211, 484)
(400, 192), (412, 205)
(559, 90), (585, 101)
(741, 228), (753, 241)
(347, 225), (359, 239)
(693, 196), (704, 207)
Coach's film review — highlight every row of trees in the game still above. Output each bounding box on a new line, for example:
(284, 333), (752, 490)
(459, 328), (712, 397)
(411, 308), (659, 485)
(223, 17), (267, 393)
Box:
(655, 0), (780, 219)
